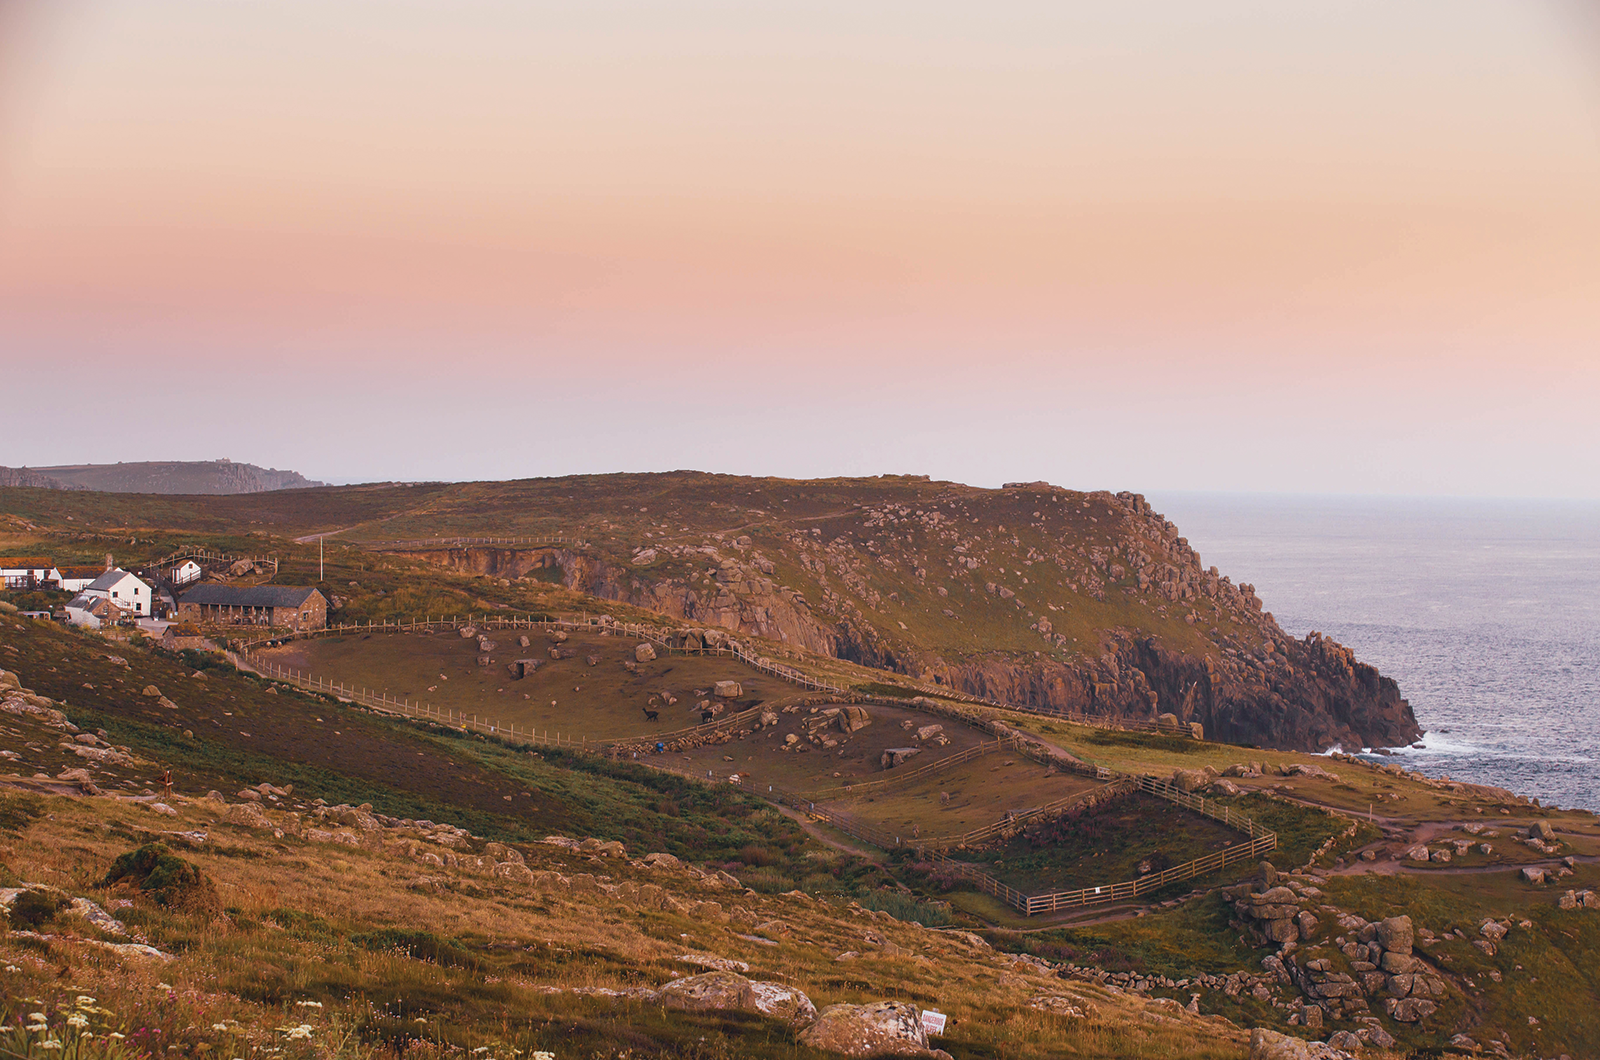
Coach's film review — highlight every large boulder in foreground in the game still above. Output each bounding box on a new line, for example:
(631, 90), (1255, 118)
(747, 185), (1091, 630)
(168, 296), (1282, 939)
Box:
(797, 1001), (929, 1057)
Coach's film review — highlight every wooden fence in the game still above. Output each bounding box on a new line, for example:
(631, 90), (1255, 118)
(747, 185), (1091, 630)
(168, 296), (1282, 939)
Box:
(360, 535), (589, 551)
(926, 774), (1276, 915)
(148, 546), (279, 574)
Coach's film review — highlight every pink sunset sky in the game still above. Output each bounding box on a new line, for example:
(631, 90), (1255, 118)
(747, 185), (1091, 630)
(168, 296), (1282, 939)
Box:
(1, 1), (1598, 496)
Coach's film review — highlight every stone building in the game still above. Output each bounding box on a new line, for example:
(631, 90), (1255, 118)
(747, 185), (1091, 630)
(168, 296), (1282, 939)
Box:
(177, 584), (328, 630)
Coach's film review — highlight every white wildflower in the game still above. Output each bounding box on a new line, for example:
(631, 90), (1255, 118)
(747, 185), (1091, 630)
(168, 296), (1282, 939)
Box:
(40, 1041), (62, 1051)
(27, 1024), (49, 1034)
(532, 1051), (556, 1060)
(65, 1014), (89, 1028)
(472, 1048), (491, 1055)
(213, 1024), (232, 1032)
(4, 966), (17, 973)
(295, 1001), (323, 1008)
(280, 1024), (314, 1040)
(75, 997), (96, 1007)
(108, 1033), (126, 1040)
(28, 1013), (47, 1022)
(157, 983), (173, 991)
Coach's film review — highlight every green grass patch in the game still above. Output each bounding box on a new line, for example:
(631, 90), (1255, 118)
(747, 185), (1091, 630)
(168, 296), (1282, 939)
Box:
(936, 791), (1245, 894)
(1082, 728), (1206, 755)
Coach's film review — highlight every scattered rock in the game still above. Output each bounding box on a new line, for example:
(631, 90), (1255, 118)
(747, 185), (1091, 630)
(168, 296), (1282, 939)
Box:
(749, 980), (818, 1026)
(1376, 915), (1413, 955)
(656, 970), (754, 1013)
(1247, 1028), (1353, 1059)
(798, 1001), (930, 1057)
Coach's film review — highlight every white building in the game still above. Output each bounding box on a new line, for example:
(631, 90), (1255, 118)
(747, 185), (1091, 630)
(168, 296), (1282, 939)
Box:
(171, 560), (203, 587)
(55, 565), (105, 593)
(81, 568), (152, 616)
(0, 558), (60, 590)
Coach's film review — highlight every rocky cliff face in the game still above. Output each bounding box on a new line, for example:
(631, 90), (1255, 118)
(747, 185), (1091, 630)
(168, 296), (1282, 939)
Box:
(389, 479), (1420, 753)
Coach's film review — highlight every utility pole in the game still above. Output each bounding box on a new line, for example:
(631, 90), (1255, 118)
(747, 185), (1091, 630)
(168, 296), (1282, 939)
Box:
(319, 535), (324, 582)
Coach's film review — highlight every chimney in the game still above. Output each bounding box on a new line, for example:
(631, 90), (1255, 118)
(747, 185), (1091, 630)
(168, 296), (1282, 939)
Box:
(105, 553), (114, 572)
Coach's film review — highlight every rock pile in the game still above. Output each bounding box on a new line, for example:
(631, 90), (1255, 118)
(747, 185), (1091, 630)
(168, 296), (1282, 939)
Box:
(1229, 875), (1449, 1031)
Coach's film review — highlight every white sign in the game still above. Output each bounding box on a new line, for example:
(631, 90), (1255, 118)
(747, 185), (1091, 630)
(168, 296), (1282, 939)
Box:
(921, 1010), (947, 1036)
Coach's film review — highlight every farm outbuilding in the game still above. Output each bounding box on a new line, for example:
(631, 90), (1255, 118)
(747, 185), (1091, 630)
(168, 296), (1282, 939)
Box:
(0, 557), (59, 590)
(177, 584), (328, 630)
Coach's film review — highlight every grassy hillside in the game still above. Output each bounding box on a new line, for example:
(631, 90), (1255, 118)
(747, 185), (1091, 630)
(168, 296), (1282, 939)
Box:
(2, 472), (1418, 752)
(4, 573), (1600, 1055)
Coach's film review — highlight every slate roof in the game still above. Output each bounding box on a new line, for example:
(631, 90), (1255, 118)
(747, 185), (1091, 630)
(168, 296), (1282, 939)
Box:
(67, 595), (119, 616)
(87, 569), (141, 592)
(180, 584), (323, 609)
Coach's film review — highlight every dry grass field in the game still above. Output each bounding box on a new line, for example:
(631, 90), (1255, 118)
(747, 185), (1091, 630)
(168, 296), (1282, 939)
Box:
(257, 629), (790, 741)
(824, 759), (1103, 841)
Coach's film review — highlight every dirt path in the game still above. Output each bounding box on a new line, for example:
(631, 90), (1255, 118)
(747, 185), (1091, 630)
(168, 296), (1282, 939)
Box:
(772, 803), (885, 862)
(297, 528), (356, 544)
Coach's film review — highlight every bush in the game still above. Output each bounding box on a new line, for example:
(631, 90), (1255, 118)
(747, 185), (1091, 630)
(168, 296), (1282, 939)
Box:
(101, 843), (220, 916)
(8, 888), (70, 930)
(737, 844), (782, 867)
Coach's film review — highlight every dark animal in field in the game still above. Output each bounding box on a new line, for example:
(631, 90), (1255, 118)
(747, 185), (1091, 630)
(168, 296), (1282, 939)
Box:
(643, 707), (659, 722)
(700, 709), (715, 723)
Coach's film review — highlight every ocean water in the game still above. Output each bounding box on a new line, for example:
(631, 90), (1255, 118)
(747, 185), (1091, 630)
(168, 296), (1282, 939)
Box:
(1148, 494), (1600, 812)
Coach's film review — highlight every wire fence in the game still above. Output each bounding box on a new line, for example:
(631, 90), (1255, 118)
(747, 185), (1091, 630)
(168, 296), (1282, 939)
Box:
(227, 612), (846, 750)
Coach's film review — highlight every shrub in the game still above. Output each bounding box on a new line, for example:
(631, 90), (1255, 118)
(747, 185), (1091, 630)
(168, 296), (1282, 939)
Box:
(101, 843), (220, 916)
(8, 888), (70, 930)
(738, 844), (782, 867)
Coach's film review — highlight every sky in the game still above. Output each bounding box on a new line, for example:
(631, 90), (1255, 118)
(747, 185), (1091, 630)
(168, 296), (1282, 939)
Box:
(1, 1), (1598, 496)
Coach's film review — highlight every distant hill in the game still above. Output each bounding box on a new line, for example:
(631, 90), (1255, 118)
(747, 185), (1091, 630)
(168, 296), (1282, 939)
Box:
(2, 459), (325, 494)
(0, 467), (80, 490)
